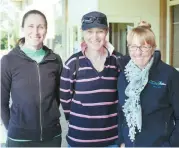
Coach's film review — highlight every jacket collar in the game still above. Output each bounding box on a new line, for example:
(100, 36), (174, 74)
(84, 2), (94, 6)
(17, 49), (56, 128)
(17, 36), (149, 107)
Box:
(12, 45), (57, 62)
(149, 50), (161, 73)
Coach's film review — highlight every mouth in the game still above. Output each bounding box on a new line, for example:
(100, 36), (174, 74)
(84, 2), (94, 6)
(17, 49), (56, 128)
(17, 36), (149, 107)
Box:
(91, 41), (100, 45)
(31, 36), (41, 40)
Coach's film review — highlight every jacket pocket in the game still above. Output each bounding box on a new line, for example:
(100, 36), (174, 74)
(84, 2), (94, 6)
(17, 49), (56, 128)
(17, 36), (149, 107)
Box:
(162, 122), (171, 146)
(10, 104), (20, 127)
(44, 100), (60, 127)
(162, 141), (170, 147)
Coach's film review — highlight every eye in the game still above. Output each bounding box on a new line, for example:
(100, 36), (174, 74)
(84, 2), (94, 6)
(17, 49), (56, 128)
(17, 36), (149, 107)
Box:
(141, 46), (148, 49)
(39, 25), (44, 29)
(99, 30), (104, 33)
(141, 46), (151, 51)
(129, 45), (138, 51)
(98, 29), (104, 33)
(87, 30), (92, 33)
(130, 45), (137, 48)
(28, 25), (33, 28)
(95, 29), (105, 34)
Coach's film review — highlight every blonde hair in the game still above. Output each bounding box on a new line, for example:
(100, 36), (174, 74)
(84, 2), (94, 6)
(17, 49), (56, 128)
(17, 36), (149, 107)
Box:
(127, 21), (156, 48)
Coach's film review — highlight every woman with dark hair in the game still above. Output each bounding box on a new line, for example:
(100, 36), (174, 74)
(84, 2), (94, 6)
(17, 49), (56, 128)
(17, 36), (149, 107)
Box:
(1, 9), (63, 147)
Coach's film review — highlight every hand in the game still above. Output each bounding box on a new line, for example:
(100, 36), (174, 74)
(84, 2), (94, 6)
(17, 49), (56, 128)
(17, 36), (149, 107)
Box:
(120, 143), (125, 148)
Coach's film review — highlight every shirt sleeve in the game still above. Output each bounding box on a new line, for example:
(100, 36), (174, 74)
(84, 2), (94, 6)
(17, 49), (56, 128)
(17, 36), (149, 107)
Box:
(60, 59), (76, 121)
(169, 69), (179, 146)
(1, 55), (11, 129)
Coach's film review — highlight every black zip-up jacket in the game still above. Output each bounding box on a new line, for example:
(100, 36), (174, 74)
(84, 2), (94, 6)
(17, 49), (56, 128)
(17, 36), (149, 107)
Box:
(117, 51), (179, 147)
(1, 45), (63, 141)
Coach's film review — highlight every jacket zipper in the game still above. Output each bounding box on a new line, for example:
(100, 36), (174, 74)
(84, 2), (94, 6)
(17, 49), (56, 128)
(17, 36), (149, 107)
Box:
(36, 64), (43, 141)
(133, 140), (135, 147)
(165, 122), (168, 134)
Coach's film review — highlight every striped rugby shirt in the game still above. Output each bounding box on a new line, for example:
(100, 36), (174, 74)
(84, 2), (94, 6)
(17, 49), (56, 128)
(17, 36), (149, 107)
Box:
(60, 43), (121, 147)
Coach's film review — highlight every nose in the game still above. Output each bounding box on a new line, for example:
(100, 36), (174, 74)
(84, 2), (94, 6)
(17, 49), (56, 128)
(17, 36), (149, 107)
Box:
(92, 32), (98, 39)
(135, 47), (142, 56)
(33, 27), (39, 34)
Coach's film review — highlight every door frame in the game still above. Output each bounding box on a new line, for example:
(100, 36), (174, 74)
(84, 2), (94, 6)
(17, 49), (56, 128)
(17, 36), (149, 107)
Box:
(166, 0), (179, 69)
(106, 16), (140, 41)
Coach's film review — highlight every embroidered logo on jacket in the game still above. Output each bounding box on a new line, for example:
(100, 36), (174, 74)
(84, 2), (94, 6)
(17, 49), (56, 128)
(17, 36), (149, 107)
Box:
(148, 80), (166, 88)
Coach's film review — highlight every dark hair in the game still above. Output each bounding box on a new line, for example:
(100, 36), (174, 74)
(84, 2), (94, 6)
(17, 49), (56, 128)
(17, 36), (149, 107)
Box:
(17, 10), (47, 45)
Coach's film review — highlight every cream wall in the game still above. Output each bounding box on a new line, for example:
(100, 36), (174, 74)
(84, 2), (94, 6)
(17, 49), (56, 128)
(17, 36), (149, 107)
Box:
(67, 0), (98, 56)
(68, 0), (98, 25)
(98, 0), (160, 48)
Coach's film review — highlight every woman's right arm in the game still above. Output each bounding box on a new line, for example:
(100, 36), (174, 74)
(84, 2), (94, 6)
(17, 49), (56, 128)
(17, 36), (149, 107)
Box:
(1, 56), (12, 129)
(60, 58), (76, 121)
(117, 71), (127, 147)
(117, 103), (125, 146)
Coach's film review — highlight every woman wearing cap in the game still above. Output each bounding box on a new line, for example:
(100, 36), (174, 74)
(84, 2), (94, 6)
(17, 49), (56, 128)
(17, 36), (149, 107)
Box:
(117, 21), (179, 147)
(60, 11), (122, 147)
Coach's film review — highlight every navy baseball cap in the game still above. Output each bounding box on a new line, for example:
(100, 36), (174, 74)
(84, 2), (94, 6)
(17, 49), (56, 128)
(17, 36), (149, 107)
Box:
(81, 11), (108, 30)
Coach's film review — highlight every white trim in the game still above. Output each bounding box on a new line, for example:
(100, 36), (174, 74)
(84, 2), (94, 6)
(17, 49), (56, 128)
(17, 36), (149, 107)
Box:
(166, 0), (179, 64)
(107, 16), (140, 27)
(169, 0), (179, 6)
(173, 22), (179, 24)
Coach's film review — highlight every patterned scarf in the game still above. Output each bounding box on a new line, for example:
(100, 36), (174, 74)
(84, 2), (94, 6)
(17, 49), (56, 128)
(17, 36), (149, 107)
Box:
(123, 57), (154, 142)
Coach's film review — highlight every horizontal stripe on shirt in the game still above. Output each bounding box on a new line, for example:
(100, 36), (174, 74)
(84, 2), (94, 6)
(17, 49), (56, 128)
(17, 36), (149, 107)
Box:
(69, 124), (117, 131)
(60, 98), (118, 106)
(72, 99), (118, 106)
(75, 89), (117, 94)
(66, 56), (85, 66)
(68, 135), (118, 143)
(61, 76), (117, 83)
(70, 111), (117, 119)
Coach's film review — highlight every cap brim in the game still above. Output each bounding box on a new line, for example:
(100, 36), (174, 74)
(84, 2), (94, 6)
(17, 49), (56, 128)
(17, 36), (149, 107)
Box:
(82, 23), (108, 30)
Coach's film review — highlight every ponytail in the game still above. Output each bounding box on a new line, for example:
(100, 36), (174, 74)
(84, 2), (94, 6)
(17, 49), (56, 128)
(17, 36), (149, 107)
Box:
(16, 37), (25, 46)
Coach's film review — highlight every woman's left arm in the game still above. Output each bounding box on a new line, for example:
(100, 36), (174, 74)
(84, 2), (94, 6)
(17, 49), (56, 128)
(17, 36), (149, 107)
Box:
(169, 69), (179, 146)
(56, 54), (63, 107)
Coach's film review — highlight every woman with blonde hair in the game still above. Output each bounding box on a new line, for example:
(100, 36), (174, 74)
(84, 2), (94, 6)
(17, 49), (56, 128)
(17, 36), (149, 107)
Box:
(60, 11), (122, 147)
(117, 21), (179, 147)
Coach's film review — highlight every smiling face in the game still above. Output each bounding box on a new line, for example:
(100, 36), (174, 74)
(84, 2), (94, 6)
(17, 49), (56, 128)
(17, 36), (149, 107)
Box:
(129, 37), (155, 69)
(22, 13), (47, 49)
(127, 26), (156, 69)
(83, 28), (107, 51)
